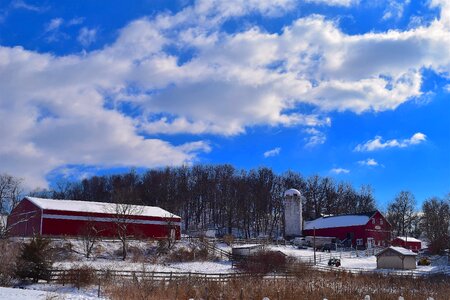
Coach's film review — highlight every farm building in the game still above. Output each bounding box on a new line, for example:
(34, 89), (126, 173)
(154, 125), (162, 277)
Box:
(376, 246), (417, 270)
(231, 244), (264, 257)
(302, 211), (391, 249)
(391, 236), (422, 252)
(7, 197), (181, 240)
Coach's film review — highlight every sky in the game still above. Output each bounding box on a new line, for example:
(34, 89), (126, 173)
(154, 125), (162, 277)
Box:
(0, 0), (449, 207)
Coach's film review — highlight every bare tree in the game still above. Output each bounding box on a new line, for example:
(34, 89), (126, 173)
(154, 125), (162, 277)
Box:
(0, 173), (23, 214)
(109, 194), (143, 260)
(387, 191), (417, 237)
(79, 218), (104, 259)
(421, 196), (450, 254)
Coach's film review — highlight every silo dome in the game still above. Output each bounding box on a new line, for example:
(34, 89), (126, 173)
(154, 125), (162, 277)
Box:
(284, 188), (301, 197)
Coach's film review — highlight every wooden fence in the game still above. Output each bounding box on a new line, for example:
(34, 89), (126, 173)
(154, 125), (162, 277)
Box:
(49, 264), (450, 287)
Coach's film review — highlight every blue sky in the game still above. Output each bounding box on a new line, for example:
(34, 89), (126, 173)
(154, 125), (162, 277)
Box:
(0, 0), (449, 207)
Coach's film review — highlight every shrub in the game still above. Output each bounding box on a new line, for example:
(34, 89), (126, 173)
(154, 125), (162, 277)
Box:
(129, 245), (145, 263)
(235, 250), (287, 274)
(0, 240), (20, 286)
(60, 266), (97, 287)
(223, 234), (234, 246)
(16, 236), (53, 283)
(166, 245), (209, 263)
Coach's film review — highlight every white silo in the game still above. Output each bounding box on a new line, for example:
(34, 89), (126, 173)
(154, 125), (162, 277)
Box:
(284, 188), (303, 238)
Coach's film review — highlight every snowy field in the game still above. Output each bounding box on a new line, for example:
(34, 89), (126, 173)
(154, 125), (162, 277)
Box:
(55, 260), (234, 274)
(2, 239), (449, 299)
(0, 285), (102, 300)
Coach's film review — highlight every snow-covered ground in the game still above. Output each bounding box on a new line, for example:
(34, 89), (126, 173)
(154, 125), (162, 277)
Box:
(55, 260), (234, 274)
(0, 285), (103, 300)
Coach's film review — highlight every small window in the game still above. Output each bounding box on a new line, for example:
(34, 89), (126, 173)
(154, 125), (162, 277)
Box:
(380, 219), (383, 225)
(372, 218), (375, 224)
(356, 238), (363, 246)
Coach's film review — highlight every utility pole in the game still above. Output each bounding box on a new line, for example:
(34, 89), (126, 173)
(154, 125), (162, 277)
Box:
(313, 227), (316, 265)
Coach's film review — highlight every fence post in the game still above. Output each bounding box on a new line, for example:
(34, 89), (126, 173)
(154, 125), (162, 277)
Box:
(97, 278), (101, 298)
(62, 270), (65, 286)
(77, 271), (80, 290)
(239, 288), (243, 300)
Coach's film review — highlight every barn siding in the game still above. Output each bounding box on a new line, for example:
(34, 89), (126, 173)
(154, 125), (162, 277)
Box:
(8, 198), (181, 240)
(302, 211), (391, 248)
(391, 238), (421, 252)
(7, 199), (42, 236)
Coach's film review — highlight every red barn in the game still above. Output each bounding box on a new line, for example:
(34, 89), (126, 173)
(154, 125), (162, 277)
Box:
(302, 211), (391, 249)
(391, 236), (422, 252)
(7, 197), (181, 240)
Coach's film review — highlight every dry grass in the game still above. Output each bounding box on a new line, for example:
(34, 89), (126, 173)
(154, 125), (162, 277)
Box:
(56, 265), (97, 287)
(235, 250), (287, 274)
(0, 239), (20, 286)
(103, 270), (450, 300)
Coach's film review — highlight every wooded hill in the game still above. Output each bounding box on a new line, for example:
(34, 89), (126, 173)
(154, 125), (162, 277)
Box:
(32, 165), (376, 238)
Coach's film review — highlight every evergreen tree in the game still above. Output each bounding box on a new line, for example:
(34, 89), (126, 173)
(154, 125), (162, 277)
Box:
(16, 236), (52, 283)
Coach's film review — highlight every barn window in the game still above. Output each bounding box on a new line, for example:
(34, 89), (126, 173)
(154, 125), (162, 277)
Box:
(372, 218), (375, 224)
(356, 238), (363, 246)
(380, 219), (383, 225)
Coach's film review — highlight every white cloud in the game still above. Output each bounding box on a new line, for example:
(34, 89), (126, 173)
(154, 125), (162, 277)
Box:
(358, 158), (379, 166)
(11, 0), (45, 12)
(1, 0), (450, 187)
(303, 128), (327, 147)
(305, 0), (358, 7)
(330, 168), (350, 174)
(264, 147), (281, 158)
(45, 18), (63, 32)
(355, 132), (427, 152)
(444, 84), (450, 92)
(382, 0), (410, 21)
(77, 27), (97, 47)
(67, 17), (84, 26)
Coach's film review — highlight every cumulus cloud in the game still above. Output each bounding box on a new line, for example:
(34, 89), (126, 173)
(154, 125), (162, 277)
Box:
(358, 158), (379, 166)
(264, 147), (281, 158)
(1, 0), (450, 187)
(355, 133), (427, 152)
(330, 168), (350, 174)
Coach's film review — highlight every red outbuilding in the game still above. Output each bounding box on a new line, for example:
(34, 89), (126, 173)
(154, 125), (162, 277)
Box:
(391, 236), (422, 252)
(302, 211), (391, 249)
(7, 197), (181, 240)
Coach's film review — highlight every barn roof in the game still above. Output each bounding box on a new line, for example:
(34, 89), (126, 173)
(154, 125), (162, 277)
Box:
(304, 211), (377, 230)
(25, 197), (180, 219)
(376, 246), (417, 257)
(395, 236), (421, 243)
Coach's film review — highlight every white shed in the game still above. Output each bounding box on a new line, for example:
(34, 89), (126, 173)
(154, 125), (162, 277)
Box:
(376, 246), (417, 270)
(232, 244), (264, 257)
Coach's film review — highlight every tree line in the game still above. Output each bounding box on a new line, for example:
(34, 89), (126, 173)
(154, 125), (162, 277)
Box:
(2, 166), (449, 253)
(29, 165), (376, 238)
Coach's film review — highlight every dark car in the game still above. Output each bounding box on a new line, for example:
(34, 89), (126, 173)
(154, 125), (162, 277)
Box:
(328, 258), (341, 267)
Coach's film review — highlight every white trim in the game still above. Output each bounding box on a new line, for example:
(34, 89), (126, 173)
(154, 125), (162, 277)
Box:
(42, 214), (181, 226)
(40, 208), (43, 235)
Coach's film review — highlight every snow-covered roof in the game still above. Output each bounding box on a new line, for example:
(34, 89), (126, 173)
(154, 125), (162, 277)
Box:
(377, 246), (417, 256)
(24, 197), (180, 219)
(395, 236), (421, 243)
(284, 188), (301, 197)
(304, 214), (371, 230)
